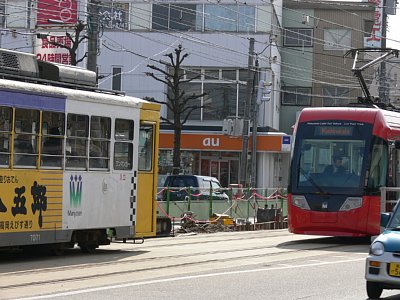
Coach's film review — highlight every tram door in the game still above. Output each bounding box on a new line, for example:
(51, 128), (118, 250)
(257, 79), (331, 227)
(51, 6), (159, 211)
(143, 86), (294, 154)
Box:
(136, 116), (159, 237)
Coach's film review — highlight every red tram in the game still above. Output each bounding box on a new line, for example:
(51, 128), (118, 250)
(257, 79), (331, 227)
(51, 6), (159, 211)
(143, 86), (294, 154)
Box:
(288, 106), (400, 236)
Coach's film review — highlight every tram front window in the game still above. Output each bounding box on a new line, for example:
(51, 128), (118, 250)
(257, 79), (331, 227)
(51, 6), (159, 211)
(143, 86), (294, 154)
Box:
(297, 139), (366, 189)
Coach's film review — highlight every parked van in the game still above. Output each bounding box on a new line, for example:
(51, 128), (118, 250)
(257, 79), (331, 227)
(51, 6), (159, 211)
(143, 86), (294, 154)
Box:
(159, 175), (229, 201)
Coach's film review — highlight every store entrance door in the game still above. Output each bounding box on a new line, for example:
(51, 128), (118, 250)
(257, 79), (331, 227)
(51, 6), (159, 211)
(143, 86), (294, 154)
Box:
(201, 159), (230, 187)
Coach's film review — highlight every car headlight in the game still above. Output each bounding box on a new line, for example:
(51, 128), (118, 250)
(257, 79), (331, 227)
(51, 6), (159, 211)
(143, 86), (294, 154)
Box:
(370, 242), (384, 256)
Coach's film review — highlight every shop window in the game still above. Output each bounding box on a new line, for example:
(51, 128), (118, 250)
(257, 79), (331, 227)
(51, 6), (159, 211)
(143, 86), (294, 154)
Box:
(114, 119), (134, 170)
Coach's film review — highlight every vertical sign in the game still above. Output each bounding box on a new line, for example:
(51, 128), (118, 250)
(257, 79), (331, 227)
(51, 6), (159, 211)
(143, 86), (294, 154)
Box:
(364, 0), (383, 48)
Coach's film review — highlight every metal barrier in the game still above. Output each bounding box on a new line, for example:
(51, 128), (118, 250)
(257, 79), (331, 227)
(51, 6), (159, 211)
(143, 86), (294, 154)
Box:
(156, 187), (288, 228)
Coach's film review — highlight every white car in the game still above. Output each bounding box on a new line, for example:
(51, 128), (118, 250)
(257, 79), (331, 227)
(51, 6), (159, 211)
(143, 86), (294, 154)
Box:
(365, 202), (400, 299)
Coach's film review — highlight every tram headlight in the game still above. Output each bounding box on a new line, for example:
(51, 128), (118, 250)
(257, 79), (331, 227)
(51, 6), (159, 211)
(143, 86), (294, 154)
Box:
(339, 197), (363, 211)
(292, 195), (310, 210)
(370, 242), (384, 256)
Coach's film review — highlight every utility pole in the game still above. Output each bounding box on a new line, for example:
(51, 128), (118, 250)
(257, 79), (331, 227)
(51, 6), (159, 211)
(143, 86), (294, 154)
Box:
(87, 0), (100, 73)
(379, 0), (388, 103)
(250, 58), (259, 188)
(240, 38), (255, 188)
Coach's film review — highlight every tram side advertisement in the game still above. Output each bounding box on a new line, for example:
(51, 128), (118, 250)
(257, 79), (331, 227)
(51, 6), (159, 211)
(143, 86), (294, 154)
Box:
(0, 170), (63, 234)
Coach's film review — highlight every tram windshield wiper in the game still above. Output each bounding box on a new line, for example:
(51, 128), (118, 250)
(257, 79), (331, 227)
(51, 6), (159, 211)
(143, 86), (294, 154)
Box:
(299, 168), (329, 195)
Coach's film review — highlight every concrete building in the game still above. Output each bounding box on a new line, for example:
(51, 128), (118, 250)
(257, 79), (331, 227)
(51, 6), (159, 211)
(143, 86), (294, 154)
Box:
(280, 0), (376, 134)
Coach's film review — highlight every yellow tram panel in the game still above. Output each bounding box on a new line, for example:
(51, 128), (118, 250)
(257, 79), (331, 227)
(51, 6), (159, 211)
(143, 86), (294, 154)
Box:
(0, 170), (63, 233)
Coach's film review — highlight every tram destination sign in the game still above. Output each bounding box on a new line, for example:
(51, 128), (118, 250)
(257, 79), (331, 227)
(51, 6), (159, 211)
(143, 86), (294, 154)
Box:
(314, 126), (353, 137)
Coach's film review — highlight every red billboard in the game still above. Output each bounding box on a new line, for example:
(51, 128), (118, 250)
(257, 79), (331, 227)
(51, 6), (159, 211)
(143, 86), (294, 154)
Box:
(37, 0), (78, 25)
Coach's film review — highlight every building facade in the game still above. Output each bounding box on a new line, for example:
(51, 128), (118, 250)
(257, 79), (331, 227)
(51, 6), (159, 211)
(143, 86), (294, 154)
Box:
(280, 0), (376, 134)
(0, 0), (291, 189)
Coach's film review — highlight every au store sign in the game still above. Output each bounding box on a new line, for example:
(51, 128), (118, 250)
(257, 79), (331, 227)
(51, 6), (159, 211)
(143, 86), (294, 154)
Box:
(159, 133), (286, 152)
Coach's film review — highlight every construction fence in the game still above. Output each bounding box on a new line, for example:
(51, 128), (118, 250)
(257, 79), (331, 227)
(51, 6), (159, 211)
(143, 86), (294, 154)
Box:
(156, 186), (288, 230)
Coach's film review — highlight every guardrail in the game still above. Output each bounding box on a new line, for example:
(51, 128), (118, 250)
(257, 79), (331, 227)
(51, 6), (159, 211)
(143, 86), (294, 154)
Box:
(156, 187), (287, 227)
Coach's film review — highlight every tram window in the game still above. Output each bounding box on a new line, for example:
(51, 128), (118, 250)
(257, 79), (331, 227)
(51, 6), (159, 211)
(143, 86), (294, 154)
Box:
(115, 119), (134, 140)
(139, 124), (153, 171)
(0, 106), (11, 167)
(66, 114), (89, 169)
(89, 116), (111, 170)
(368, 139), (388, 188)
(14, 108), (39, 167)
(114, 119), (134, 170)
(41, 111), (65, 168)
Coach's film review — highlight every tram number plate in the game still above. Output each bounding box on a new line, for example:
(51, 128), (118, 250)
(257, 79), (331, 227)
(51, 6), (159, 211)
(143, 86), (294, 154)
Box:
(389, 263), (400, 277)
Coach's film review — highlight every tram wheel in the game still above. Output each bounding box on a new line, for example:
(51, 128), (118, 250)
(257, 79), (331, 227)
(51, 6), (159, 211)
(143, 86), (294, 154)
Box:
(79, 244), (97, 254)
(366, 281), (383, 299)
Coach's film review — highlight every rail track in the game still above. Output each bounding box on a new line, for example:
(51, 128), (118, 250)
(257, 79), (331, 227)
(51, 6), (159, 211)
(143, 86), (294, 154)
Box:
(0, 230), (370, 299)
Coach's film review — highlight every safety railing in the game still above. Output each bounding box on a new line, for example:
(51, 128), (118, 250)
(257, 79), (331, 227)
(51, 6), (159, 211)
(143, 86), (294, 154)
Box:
(156, 187), (288, 229)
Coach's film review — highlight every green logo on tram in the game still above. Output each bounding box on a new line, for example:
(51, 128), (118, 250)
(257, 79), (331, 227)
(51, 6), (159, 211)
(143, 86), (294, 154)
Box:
(69, 175), (82, 208)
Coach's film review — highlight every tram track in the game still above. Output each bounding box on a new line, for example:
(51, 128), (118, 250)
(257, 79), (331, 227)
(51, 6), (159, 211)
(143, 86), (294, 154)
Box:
(0, 235), (367, 293)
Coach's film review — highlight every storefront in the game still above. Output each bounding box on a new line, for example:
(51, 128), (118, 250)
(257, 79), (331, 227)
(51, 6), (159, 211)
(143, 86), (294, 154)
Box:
(158, 128), (291, 189)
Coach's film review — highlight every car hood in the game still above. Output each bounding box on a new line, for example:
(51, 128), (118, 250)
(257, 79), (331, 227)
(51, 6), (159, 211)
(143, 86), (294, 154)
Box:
(375, 230), (400, 252)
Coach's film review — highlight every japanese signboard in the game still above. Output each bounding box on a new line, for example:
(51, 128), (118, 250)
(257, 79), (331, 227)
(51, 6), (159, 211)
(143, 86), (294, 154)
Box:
(0, 170), (63, 233)
(364, 0), (383, 48)
(37, 0), (78, 25)
(36, 34), (72, 65)
(99, 2), (129, 29)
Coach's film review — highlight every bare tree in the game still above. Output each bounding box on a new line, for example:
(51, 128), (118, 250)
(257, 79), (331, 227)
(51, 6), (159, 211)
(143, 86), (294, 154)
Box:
(145, 45), (206, 174)
(38, 20), (88, 66)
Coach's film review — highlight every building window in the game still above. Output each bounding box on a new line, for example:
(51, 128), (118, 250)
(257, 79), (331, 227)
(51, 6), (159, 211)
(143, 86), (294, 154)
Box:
(284, 28), (313, 47)
(152, 4), (200, 31)
(204, 4), (255, 32)
(167, 67), (247, 121)
(112, 67), (122, 91)
(322, 86), (350, 106)
(324, 28), (351, 50)
(152, 3), (255, 32)
(282, 87), (312, 106)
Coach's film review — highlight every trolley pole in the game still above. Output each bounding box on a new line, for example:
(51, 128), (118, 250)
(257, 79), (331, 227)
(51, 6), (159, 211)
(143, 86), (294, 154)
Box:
(240, 38), (255, 188)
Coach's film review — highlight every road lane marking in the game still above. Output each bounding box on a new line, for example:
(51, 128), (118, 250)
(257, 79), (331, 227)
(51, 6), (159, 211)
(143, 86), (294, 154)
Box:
(17, 257), (366, 300)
